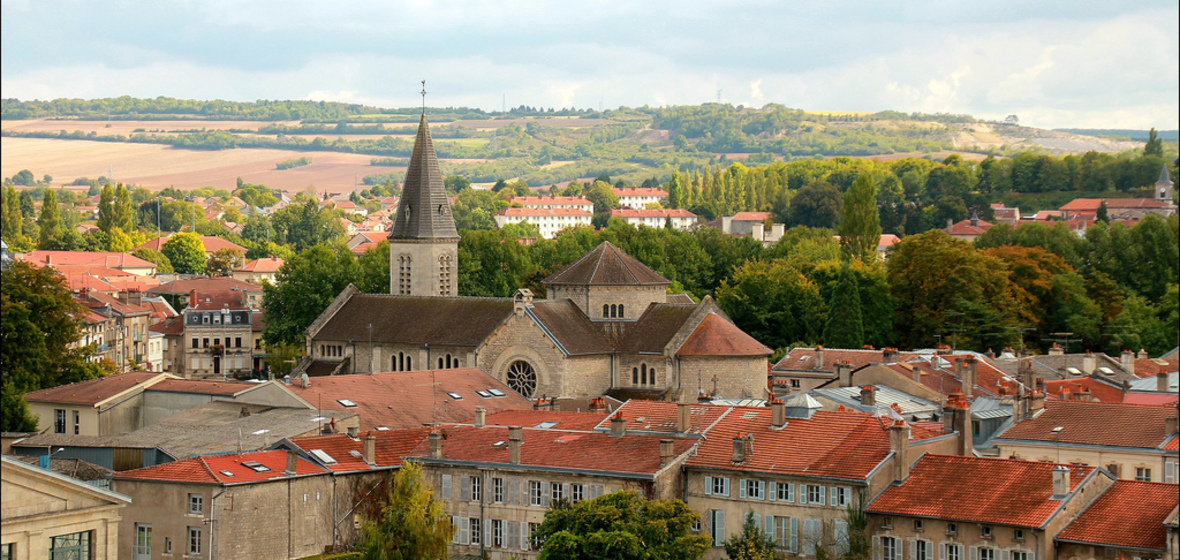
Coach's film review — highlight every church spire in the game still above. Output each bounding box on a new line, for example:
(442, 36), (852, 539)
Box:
(1159, 163), (1173, 186)
(390, 107), (458, 240)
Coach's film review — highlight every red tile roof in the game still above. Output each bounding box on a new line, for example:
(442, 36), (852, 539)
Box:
(150, 277), (262, 296)
(25, 372), (169, 406)
(677, 313), (771, 357)
(687, 408), (908, 480)
(23, 251), (156, 270)
(497, 207), (592, 217)
(611, 208), (697, 218)
(235, 257), (284, 273)
(1057, 480), (1178, 550)
(147, 379), (255, 396)
(188, 290), (249, 311)
(773, 347), (920, 374)
(284, 369), (533, 431)
(999, 400), (1178, 449)
(730, 212), (770, 222)
(593, 401), (729, 435)
(289, 428), (432, 472)
(868, 455), (1095, 527)
(612, 187), (668, 198)
(947, 218), (994, 236)
(511, 196), (593, 207)
(135, 236), (245, 254)
(1042, 377), (1126, 403)
(115, 450), (325, 484)
(482, 410), (608, 431)
(1134, 358), (1179, 377)
(407, 425), (695, 476)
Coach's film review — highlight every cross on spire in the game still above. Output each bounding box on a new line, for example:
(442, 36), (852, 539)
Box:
(420, 80), (427, 114)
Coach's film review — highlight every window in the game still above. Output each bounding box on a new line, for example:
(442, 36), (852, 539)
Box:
(790, 379), (801, 388)
(192, 338), (199, 349)
(882, 537), (898, 560)
(745, 479), (763, 499)
(214, 338), (220, 347)
(772, 516), (793, 551)
(234, 337), (242, 348)
(2, 543), (12, 560)
(570, 483), (585, 503)
(54, 409), (66, 434)
(529, 480), (544, 506)
(470, 476), (482, 502)
(776, 482), (794, 502)
(1135, 467), (1152, 481)
(550, 482), (564, 503)
(397, 255), (412, 295)
(1014, 529), (1025, 541)
(710, 510), (727, 546)
(135, 524), (152, 557)
(203, 337), (209, 348)
(164, 537), (172, 554)
(979, 548), (995, 560)
(915, 539), (929, 560)
(188, 527), (202, 554)
(981, 525), (992, 538)
(1011, 552), (1029, 560)
(72, 411), (80, 435)
(189, 493), (203, 514)
(469, 518), (481, 545)
(833, 486), (850, 507)
(439, 254), (453, 296)
(946, 544), (962, 560)
(529, 522), (541, 550)
(493, 477), (504, 503)
(492, 519), (504, 548)
(603, 304), (609, 318)
(49, 531), (91, 560)
(807, 485), (823, 504)
(946, 522), (957, 535)
(913, 518), (924, 531)
(708, 476), (730, 497)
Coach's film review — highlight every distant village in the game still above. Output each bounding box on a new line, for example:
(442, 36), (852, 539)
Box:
(2, 114), (1177, 560)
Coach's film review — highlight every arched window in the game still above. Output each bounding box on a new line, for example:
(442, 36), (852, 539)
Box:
(438, 357), (445, 369)
(406, 355), (412, 370)
(619, 304), (625, 318)
(610, 304), (618, 318)
(641, 364), (648, 385)
(603, 304), (610, 318)
(632, 367), (639, 385)
(506, 361), (537, 397)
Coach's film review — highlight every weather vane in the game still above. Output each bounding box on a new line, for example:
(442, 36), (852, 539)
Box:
(420, 80), (427, 114)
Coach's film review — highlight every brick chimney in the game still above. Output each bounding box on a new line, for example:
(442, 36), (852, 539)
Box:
(889, 420), (911, 482)
(732, 435), (746, 463)
(771, 399), (786, 428)
(835, 362), (853, 387)
(474, 406), (486, 428)
(937, 345), (952, 356)
(1051, 465), (1070, 499)
(676, 402), (691, 433)
(860, 386), (876, 407)
(1121, 349), (1135, 376)
(814, 345), (824, 369)
(659, 439), (675, 468)
(363, 433), (377, 466)
(285, 448), (298, 476)
(428, 431), (443, 459)
(1158, 373), (1170, 393)
(942, 390), (972, 455)
(883, 347), (899, 363)
(961, 356), (977, 397)
(508, 426), (523, 464)
(1013, 385), (1026, 423)
(610, 413), (626, 437)
(189, 289), (198, 308)
(1029, 390), (1046, 414)
(1165, 414), (1177, 436)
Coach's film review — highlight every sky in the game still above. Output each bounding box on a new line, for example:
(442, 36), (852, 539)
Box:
(2, 1), (1177, 130)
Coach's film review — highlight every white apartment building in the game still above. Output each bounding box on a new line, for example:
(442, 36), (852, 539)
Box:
(612, 187), (668, 209)
(495, 207), (592, 239)
(510, 196), (595, 214)
(610, 208), (698, 231)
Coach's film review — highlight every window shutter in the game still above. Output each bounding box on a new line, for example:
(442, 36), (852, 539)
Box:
(508, 478), (519, 506)
(970, 546), (979, 560)
(563, 483), (570, 501)
(542, 484), (551, 508)
(818, 485), (827, 505)
(739, 479), (748, 499)
(789, 517), (798, 552)
(753, 513), (762, 535)
(716, 510), (726, 545)
(522, 521), (530, 551)
(768, 481), (777, 501)
(1165, 461), (1176, 483)
(507, 521), (520, 550)
(758, 480), (766, 500)
(1000, 550), (1009, 560)
(461, 476), (471, 503)
(873, 536), (881, 560)
(831, 486), (839, 506)
(441, 475), (452, 502)
(485, 519), (492, 547)
(705, 475), (713, 495)
(940, 544), (947, 560)
(764, 514), (774, 537)
(909, 539), (917, 560)
(720, 477), (729, 497)
(452, 516), (459, 544)
(799, 485), (808, 504)
(787, 483), (795, 503)
(460, 517), (470, 545)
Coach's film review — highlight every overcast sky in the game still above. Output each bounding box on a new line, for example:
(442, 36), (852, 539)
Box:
(2, 1), (1177, 130)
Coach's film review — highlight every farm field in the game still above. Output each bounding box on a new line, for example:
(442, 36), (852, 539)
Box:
(1, 137), (397, 193)
(0, 119), (293, 135)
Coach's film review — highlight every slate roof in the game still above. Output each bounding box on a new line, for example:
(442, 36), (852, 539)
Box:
(1057, 480), (1178, 551)
(11, 456), (114, 482)
(867, 455), (1095, 528)
(615, 304), (698, 354)
(287, 428), (432, 472)
(677, 313), (771, 357)
(115, 449), (325, 485)
(997, 400), (1179, 449)
(812, 385), (941, 420)
(24, 371), (168, 406)
(542, 241), (670, 286)
(407, 424), (695, 476)
(527, 300), (613, 355)
(314, 294), (513, 347)
(282, 369), (533, 431)
(390, 114), (458, 240)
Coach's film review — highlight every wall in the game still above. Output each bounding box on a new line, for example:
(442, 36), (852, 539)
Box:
(29, 404), (101, 437)
(868, 516), (1045, 560)
(2, 462), (125, 560)
(679, 356), (768, 401)
(996, 441), (1178, 482)
(478, 312), (568, 399)
(390, 239), (459, 297)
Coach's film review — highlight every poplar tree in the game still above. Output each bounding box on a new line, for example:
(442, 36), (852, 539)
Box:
(38, 189), (62, 249)
(113, 183), (135, 232)
(97, 183), (115, 233)
(822, 264), (865, 349)
(838, 173), (882, 262)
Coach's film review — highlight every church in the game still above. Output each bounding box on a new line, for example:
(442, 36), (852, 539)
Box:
(296, 112), (771, 403)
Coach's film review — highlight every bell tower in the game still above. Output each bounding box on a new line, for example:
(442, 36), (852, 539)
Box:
(389, 82), (459, 297)
(1156, 163), (1174, 202)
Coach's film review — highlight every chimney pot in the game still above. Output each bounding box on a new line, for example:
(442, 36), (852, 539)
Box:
(676, 402), (691, 433)
(347, 426), (359, 438)
(362, 434), (377, 466)
(285, 448), (298, 476)
(889, 420), (911, 482)
(883, 347), (899, 363)
(659, 439), (675, 468)
(428, 431), (443, 459)
(1121, 349), (1135, 376)
(814, 346), (825, 369)
(508, 426), (523, 464)
(771, 400), (786, 428)
(474, 406), (487, 428)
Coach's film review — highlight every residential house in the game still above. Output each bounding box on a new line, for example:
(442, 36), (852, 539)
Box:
(134, 236), (246, 258)
(865, 455), (1116, 560)
(22, 250), (157, 276)
(346, 231), (387, 255)
(990, 203), (1021, 227)
(610, 208), (698, 230)
(230, 257), (284, 285)
(945, 210), (993, 242)
(1, 455), (131, 560)
(180, 290), (256, 379)
(510, 195), (594, 214)
(149, 277), (263, 309)
(771, 346), (922, 393)
(494, 207), (592, 239)
(1055, 479), (1179, 560)
(706, 212), (785, 245)
(76, 289), (155, 371)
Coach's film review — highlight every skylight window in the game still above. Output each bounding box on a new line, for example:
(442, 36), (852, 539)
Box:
(241, 461), (271, 472)
(446, 392), (463, 400)
(349, 450), (363, 458)
(337, 399), (358, 408)
(251, 429), (270, 435)
(219, 470), (235, 477)
(475, 390), (492, 398)
(309, 449), (336, 464)
(488, 389), (506, 397)
(742, 411), (760, 419)
(376, 426), (390, 431)
(537, 421), (559, 429)
(493, 441), (506, 447)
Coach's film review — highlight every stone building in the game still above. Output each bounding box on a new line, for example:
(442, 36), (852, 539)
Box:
(1055, 479), (1179, 560)
(180, 290), (255, 379)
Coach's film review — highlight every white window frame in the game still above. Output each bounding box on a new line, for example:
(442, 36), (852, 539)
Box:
(529, 480), (544, 507)
(470, 476), (482, 502)
(980, 548), (996, 560)
(550, 481), (564, 503)
(492, 477), (504, 503)
(1135, 467), (1152, 481)
(570, 483), (585, 503)
(469, 518), (481, 546)
(883, 536), (898, 560)
(188, 493), (203, 514)
(188, 527), (202, 555)
(947, 544), (963, 560)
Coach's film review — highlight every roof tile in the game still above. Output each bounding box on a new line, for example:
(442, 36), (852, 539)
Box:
(1057, 480), (1178, 550)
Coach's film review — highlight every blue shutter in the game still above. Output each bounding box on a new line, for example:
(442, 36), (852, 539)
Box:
(758, 480), (766, 500)
(768, 481), (777, 501)
(789, 517), (798, 553)
(705, 475), (713, 495)
(764, 514), (774, 537)
(739, 479), (747, 499)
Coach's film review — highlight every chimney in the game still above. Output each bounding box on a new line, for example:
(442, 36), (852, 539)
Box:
(889, 420), (911, 482)
(835, 362), (853, 387)
(428, 431), (443, 459)
(1158, 373), (1170, 393)
(860, 386), (876, 408)
(961, 356), (977, 397)
(347, 426), (359, 438)
(883, 347), (899, 363)
(970, 210), (979, 228)
(1121, 349), (1135, 376)
(953, 356), (964, 378)
(911, 365), (923, 384)
(659, 439), (675, 468)
(985, 348), (996, 359)
(1165, 414), (1177, 436)
(732, 435), (746, 463)
(814, 346), (824, 369)
(1019, 355), (1037, 391)
(610, 413), (626, 437)
(239, 406), (251, 418)
(751, 222), (764, 241)
(354, 433), (374, 466)
(937, 345), (952, 356)
(947, 218), (954, 231)
(1051, 465), (1070, 499)
(189, 289), (197, 307)
(1030, 390), (1046, 414)
(1049, 343), (1064, 356)
(1082, 351), (1095, 375)
(508, 426), (523, 464)
(676, 402), (691, 433)
(771, 400), (786, 428)
(474, 406), (487, 428)
(1013, 385), (1027, 423)
(942, 390), (972, 455)
(285, 448), (298, 476)
(1137, 348), (1149, 360)
(125, 289), (142, 306)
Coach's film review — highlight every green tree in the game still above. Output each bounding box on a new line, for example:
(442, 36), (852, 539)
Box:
(443, 175), (471, 194)
(162, 232), (207, 274)
(457, 229), (535, 297)
(132, 248), (174, 273)
(534, 490), (709, 560)
(585, 180), (620, 214)
(1, 184), (23, 241)
(716, 259), (826, 350)
(358, 461), (452, 560)
(18, 191), (35, 219)
(1144, 127), (1164, 157)
(262, 244), (360, 346)
(113, 183), (135, 232)
(838, 173), (882, 262)
(1096, 201), (1109, 223)
(97, 183), (116, 233)
(205, 247), (245, 277)
(270, 198), (344, 251)
(2, 262), (107, 431)
(822, 264), (865, 349)
(787, 182), (842, 229)
(106, 226), (135, 252)
(37, 189), (62, 249)
(723, 511), (775, 560)
(12, 169), (35, 186)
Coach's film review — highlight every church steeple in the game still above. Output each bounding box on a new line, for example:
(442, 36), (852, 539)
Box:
(1157, 163), (1175, 202)
(390, 112), (458, 240)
